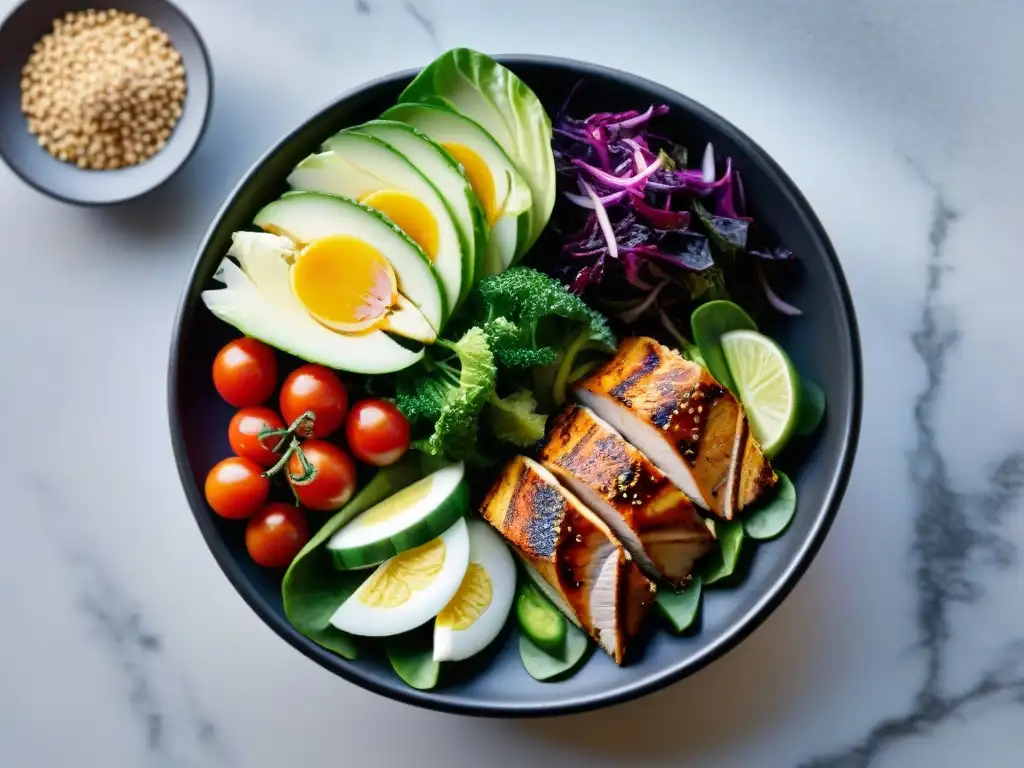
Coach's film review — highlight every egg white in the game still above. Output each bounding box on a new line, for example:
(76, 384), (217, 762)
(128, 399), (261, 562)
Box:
(433, 519), (516, 662)
(329, 517), (469, 638)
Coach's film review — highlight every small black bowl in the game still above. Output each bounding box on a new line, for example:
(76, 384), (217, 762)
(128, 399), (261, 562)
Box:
(168, 56), (862, 717)
(0, 0), (211, 205)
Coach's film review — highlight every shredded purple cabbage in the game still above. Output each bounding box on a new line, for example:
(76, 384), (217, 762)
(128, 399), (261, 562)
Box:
(550, 101), (799, 319)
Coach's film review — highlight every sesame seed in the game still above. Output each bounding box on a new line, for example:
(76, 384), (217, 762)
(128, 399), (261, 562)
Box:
(19, 10), (187, 170)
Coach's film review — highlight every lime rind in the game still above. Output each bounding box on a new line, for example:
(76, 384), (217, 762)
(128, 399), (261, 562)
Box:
(720, 329), (800, 458)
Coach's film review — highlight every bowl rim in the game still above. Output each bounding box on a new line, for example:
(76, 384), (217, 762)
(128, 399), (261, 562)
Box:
(167, 53), (863, 718)
(0, 0), (214, 206)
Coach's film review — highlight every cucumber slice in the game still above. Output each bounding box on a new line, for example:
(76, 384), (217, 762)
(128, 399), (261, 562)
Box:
(327, 462), (468, 569)
(515, 582), (567, 654)
(518, 557), (583, 629)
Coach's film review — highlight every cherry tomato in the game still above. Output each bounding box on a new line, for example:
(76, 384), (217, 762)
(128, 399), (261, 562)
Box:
(287, 440), (357, 511)
(245, 503), (309, 568)
(204, 457), (270, 519)
(228, 407), (286, 468)
(345, 399), (411, 467)
(212, 338), (278, 408)
(279, 364), (348, 438)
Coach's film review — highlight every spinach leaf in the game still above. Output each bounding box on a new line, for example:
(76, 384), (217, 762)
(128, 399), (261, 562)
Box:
(680, 346), (707, 368)
(519, 620), (592, 682)
(655, 574), (703, 633)
(690, 300), (757, 390)
(386, 631), (440, 690)
(744, 471), (797, 540)
(281, 457), (423, 658)
(700, 519), (745, 585)
(795, 377), (826, 437)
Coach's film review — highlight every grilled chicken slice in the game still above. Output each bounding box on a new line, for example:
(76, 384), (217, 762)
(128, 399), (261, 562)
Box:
(479, 455), (655, 664)
(538, 403), (713, 587)
(575, 336), (776, 520)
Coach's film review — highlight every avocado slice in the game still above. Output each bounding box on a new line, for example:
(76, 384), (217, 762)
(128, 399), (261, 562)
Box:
(397, 48), (555, 255)
(254, 192), (447, 330)
(202, 231), (426, 375)
(381, 102), (532, 274)
(288, 133), (466, 315)
(345, 120), (488, 305)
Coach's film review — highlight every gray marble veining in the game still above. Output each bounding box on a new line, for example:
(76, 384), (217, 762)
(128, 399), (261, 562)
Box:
(402, 0), (440, 52)
(801, 180), (1024, 767)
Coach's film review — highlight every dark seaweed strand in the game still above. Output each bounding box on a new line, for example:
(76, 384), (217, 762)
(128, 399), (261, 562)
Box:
(799, 187), (1024, 767)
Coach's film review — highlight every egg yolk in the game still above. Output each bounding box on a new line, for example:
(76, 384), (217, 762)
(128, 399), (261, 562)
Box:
(436, 563), (492, 630)
(291, 235), (396, 333)
(359, 537), (447, 608)
(360, 190), (439, 261)
(442, 143), (500, 226)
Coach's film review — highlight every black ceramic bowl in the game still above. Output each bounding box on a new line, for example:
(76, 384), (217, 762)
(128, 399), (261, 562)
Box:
(168, 56), (861, 717)
(0, 0), (211, 204)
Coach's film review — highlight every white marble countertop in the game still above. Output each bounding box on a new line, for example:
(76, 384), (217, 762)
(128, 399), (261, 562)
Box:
(2, 0), (1022, 765)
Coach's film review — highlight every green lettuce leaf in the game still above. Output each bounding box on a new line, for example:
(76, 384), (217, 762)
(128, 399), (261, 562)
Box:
(397, 48), (555, 251)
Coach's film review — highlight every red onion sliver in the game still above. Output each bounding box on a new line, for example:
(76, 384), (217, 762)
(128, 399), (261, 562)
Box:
(564, 189), (628, 208)
(582, 181), (619, 265)
(759, 269), (803, 316)
(623, 138), (650, 172)
(701, 142), (716, 183)
(573, 154), (664, 190)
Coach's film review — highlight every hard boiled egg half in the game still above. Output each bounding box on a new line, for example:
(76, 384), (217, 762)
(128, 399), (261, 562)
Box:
(433, 518), (516, 662)
(201, 192), (446, 375)
(330, 517), (470, 637)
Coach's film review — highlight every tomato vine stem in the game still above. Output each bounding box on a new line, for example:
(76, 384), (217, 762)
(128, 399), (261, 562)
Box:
(262, 437), (318, 486)
(258, 410), (316, 453)
(259, 410), (319, 490)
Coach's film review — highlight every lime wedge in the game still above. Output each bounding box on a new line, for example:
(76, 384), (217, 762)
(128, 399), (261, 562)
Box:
(720, 330), (800, 457)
